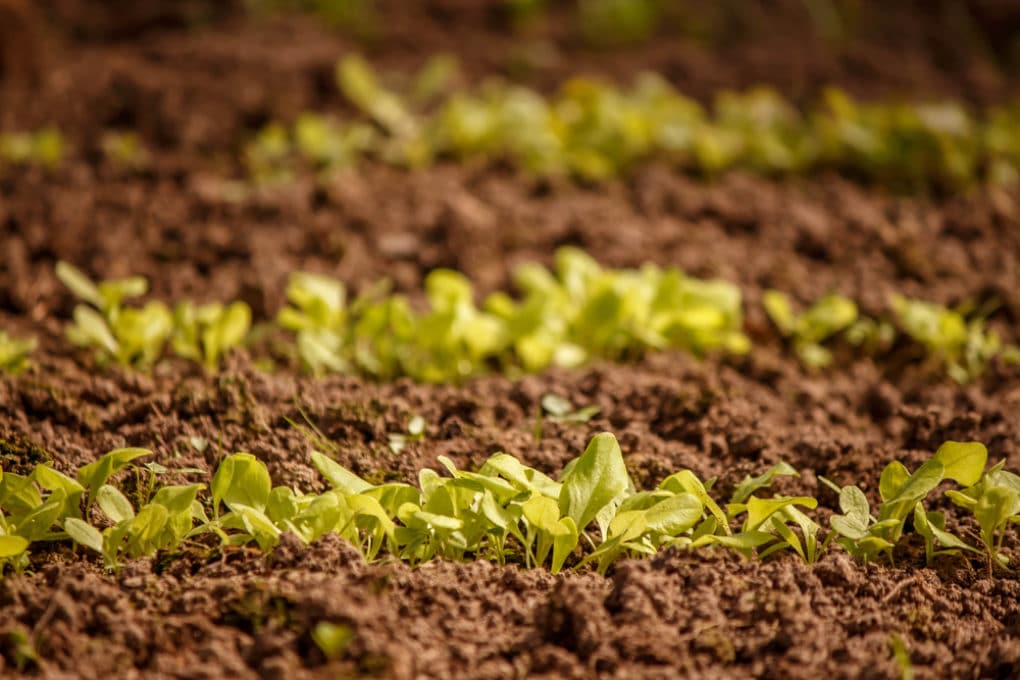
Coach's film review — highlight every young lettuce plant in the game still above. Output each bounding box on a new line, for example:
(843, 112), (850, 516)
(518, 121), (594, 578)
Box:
(945, 459), (1020, 571)
(277, 271), (352, 375)
(689, 462), (824, 563)
(763, 291), (858, 368)
(172, 301), (252, 371)
(0, 128), (63, 167)
(0, 332), (36, 375)
(824, 441), (987, 564)
(890, 295), (1005, 383)
(56, 261), (172, 369)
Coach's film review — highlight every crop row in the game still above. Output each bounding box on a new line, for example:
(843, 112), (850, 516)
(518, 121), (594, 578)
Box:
(246, 55), (1020, 191)
(1, 432), (1017, 577)
(6, 57), (1020, 193)
(0, 249), (1013, 383)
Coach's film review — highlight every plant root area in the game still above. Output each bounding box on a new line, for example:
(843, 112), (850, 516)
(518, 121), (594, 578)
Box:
(2, 2), (1020, 678)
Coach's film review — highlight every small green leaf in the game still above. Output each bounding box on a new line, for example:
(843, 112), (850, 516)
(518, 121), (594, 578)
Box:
(56, 261), (104, 308)
(730, 462), (798, 504)
(96, 485), (135, 523)
(879, 460), (911, 502)
(559, 432), (631, 531)
(0, 534), (29, 558)
(311, 451), (373, 494)
(312, 622), (354, 661)
(211, 453), (272, 514)
(932, 441), (987, 487)
(63, 518), (104, 554)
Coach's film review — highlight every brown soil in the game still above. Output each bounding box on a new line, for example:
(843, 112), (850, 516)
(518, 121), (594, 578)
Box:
(2, 2), (1020, 678)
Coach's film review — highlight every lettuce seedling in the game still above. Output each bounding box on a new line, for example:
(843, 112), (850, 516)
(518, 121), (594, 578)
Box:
(945, 459), (1020, 571)
(763, 291), (858, 368)
(890, 295), (1002, 383)
(824, 441), (987, 563)
(387, 415), (426, 454)
(172, 301), (252, 371)
(0, 128), (63, 167)
(100, 131), (149, 169)
(277, 271), (352, 375)
(56, 262), (172, 368)
(541, 394), (600, 424)
(312, 622), (354, 661)
(0, 332), (36, 375)
(577, 0), (657, 48)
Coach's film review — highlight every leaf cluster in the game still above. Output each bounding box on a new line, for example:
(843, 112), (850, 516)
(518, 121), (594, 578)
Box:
(890, 295), (1016, 384)
(0, 128), (63, 168)
(0, 332), (36, 375)
(824, 442), (999, 568)
(277, 247), (748, 382)
(56, 262), (250, 371)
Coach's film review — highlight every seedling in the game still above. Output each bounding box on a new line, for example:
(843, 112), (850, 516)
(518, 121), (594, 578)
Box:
(824, 441), (987, 564)
(541, 394), (601, 424)
(0, 128), (63, 167)
(312, 622), (354, 661)
(763, 291), (858, 368)
(6, 434), (1020, 577)
(890, 295), (1005, 383)
(387, 415), (426, 454)
(172, 301), (252, 371)
(0, 332), (36, 375)
(100, 131), (149, 169)
(945, 459), (1020, 571)
(56, 261), (172, 369)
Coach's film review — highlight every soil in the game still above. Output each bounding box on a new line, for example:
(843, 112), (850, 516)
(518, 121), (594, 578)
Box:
(2, 2), (1020, 678)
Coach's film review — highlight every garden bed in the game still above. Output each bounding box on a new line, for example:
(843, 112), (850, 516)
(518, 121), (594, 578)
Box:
(2, 2), (1020, 678)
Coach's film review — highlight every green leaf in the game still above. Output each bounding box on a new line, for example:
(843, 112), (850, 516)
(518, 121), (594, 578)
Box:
(729, 462), (798, 504)
(71, 306), (119, 355)
(56, 261), (103, 308)
(743, 496), (817, 532)
(63, 518), (104, 554)
(312, 622), (354, 661)
(211, 453), (272, 514)
(77, 448), (151, 504)
(96, 485), (135, 523)
(975, 485), (1020, 550)
(229, 503), (282, 551)
(879, 460), (911, 502)
(932, 441), (987, 487)
(762, 290), (795, 336)
(644, 492), (703, 536)
(0, 534), (29, 558)
(658, 470), (729, 533)
(150, 484), (203, 516)
(311, 451), (373, 494)
(559, 432), (630, 531)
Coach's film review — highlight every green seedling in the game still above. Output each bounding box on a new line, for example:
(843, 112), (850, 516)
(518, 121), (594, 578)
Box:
(541, 394), (601, 424)
(824, 441), (987, 564)
(0, 128), (63, 167)
(100, 131), (149, 169)
(763, 291), (858, 368)
(890, 295), (1006, 384)
(56, 261), (172, 369)
(6, 434), (1020, 577)
(0, 332), (36, 375)
(247, 58), (1020, 189)
(945, 459), (1020, 571)
(387, 415), (426, 454)
(312, 621), (354, 661)
(172, 301), (252, 371)
(578, 0), (657, 48)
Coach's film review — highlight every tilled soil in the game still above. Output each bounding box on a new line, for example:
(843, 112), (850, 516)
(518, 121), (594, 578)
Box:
(3, 2), (1020, 678)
